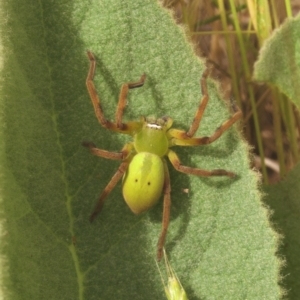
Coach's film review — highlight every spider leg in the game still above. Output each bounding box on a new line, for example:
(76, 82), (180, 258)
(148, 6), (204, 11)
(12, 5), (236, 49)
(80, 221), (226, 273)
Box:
(184, 68), (210, 138)
(86, 51), (143, 134)
(83, 142), (134, 221)
(167, 67), (210, 139)
(82, 141), (134, 160)
(115, 73), (146, 129)
(89, 160), (130, 222)
(168, 65), (242, 142)
(157, 160), (171, 261)
(168, 149), (235, 177)
(169, 107), (242, 146)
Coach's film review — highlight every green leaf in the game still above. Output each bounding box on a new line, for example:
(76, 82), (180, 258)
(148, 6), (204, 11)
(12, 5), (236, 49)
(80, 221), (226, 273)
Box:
(253, 14), (300, 109)
(263, 163), (300, 299)
(0, 0), (280, 299)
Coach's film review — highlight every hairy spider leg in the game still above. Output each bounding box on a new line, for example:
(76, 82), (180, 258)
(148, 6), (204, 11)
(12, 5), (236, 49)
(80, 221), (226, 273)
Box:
(115, 73), (146, 129)
(168, 149), (235, 177)
(89, 160), (130, 222)
(157, 161), (171, 261)
(86, 51), (144, 134)
(82, 142), (134, 222)
(184, 68), (210, 138)
(168, 64), (242, 142)
(169, 107), (242, 146)
(82, 141), (134, 160)
(167, 97), (241, 177)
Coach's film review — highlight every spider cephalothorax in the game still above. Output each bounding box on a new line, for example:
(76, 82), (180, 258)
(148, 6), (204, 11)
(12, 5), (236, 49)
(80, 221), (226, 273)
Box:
(133, 117), (172, 156)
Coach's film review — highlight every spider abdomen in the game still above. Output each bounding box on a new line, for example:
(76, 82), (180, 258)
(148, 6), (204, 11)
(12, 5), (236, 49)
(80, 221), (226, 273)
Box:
(122, 152), (165, 214)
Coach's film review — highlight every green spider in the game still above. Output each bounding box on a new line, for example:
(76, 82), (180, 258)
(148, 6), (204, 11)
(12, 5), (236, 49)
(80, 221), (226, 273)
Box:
(83, 51), (241, 260)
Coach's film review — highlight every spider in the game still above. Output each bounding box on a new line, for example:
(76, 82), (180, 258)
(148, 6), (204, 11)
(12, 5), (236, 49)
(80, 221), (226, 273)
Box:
(83, 51), (241, 260)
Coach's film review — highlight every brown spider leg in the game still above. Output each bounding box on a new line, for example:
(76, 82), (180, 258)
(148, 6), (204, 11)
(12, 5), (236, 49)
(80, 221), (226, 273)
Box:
(89, 160), (131, 222)
(166, 67), (210, 139)
(168, 65), (242, 142)
(168, 149), (235, 177)
(157, 160), (171, 261)
(82, 141), (134, 221)
(184, 68), (210, 138)
(86, 51), (144, 134)
(115, 74), (146, 129)
(82, 141), (133, 160)
(86, 51), (114, 129)
(169, 108), (242, 146)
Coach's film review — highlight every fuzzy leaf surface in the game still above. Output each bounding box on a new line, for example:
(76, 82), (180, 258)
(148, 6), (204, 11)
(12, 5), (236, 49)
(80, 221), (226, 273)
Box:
(254, 15), (300, 109)
(264, 163), (300, 299)
(0, 0), (280, 299)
